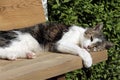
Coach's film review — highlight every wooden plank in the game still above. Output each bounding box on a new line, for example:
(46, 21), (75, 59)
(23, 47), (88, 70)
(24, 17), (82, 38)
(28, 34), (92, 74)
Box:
(0, 50), (107, 80)
(91, 50), (108, 64)
(0, 0), (46, 30)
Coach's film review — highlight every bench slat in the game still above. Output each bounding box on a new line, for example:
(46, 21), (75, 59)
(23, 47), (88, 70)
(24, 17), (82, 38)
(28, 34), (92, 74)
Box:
(0, 50), (107, 80)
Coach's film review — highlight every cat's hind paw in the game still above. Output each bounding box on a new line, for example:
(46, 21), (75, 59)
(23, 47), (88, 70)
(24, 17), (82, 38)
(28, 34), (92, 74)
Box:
(7, 55), (17, 61)
(26, 52), (36, 59)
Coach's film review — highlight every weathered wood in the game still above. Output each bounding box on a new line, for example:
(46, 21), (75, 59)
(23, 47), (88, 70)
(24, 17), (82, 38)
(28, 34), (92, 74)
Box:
(0, 0), (46, 30)
(0, 50), (108, 80)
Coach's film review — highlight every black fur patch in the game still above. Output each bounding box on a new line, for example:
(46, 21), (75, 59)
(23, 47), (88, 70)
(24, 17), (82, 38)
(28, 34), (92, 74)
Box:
(0, 22), (71, 48)
(35, 22), (70, 44)
(16, 22), (71, 46)
(0, 31), (18, 47)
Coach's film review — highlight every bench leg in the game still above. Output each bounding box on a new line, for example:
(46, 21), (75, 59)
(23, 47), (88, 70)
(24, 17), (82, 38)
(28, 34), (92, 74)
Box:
(47, 75), (65, 80)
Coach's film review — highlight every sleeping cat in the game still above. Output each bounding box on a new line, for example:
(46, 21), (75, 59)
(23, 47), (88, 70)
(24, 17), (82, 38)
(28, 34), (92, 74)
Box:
(83, 24), (113, 52)
(0, 22), (112, 67)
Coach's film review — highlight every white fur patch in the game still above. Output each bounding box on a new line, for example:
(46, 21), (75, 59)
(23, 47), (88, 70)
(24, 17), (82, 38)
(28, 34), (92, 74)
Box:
(0, 31), (42, 59)
(56, 26), (92, 67)
(83, 38), (102, 48)
(57, 25), (86, 45)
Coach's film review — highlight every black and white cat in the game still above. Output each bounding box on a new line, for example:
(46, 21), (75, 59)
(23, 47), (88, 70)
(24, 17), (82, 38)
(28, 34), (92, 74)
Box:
(0, 22), (112, 67)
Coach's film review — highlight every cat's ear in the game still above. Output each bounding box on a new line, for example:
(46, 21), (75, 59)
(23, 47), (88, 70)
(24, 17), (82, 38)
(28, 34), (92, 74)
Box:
(93, 22), (103, 32)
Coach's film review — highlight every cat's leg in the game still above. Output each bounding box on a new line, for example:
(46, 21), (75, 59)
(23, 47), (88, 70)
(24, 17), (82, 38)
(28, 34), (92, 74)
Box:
(56, 42), (92, 68)
(0, 49), (17, 60)
(3, 50), (36, 60)
(7, 54), (17, 60)
(7, 51), (36, 60)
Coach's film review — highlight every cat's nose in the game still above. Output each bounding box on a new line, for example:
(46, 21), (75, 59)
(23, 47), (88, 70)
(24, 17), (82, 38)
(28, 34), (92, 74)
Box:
(87, 46), (91, 49)
(83, 46), (87, 49)
(83, 46), (90, 49)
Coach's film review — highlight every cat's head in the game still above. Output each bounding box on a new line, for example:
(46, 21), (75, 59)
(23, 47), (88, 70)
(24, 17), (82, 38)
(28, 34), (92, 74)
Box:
(82, 22), (113, 51)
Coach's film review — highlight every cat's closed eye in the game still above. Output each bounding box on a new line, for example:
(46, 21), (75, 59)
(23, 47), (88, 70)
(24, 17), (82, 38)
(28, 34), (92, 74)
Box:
(90, 36), (93, 42)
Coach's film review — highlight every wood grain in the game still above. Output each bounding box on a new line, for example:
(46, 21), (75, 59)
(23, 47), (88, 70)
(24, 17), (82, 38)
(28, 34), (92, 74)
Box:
(0, 0), (46, 30)
(0, 50), (108, 80)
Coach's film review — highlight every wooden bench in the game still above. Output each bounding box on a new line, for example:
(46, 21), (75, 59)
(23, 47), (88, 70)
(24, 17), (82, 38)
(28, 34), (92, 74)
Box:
(0, 0), (108, 80)
(0, 51), (107, 80)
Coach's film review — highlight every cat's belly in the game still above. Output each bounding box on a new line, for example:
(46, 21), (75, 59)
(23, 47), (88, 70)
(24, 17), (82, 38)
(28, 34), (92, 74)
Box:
(0, 31), (43, 60)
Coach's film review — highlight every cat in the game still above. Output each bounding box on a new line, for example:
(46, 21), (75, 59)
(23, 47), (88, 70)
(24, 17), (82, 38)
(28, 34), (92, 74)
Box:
(0, 22), (112, 67)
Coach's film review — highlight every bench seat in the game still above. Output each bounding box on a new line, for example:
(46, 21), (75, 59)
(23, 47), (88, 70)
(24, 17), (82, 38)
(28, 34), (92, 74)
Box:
(0, 50), (107, 80)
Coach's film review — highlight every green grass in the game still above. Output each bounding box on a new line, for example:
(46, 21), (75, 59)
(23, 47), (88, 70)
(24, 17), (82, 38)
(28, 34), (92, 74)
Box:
(48, 0), (120, 80)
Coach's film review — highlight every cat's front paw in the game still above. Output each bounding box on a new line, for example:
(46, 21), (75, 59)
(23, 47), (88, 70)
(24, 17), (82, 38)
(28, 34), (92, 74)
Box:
(83, 58), (92, 68)
(78, 49), (92, 68)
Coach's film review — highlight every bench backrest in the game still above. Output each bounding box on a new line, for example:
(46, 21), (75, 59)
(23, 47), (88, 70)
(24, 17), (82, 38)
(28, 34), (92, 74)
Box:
(0, 0), (46, 30)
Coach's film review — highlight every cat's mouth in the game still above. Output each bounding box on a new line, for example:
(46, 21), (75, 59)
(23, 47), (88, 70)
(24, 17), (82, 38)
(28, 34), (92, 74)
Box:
(83, 46), (90, 51)
(83, 46), (97, 52)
